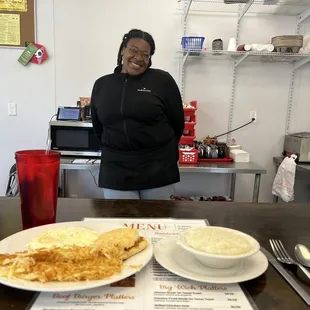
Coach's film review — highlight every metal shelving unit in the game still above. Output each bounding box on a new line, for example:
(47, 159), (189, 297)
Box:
(178, 50), (310, 68)
(178, 0), (310, 20)
(178, 0), (310, 142)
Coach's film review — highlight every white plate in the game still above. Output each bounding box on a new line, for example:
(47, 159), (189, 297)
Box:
(154, 236), (268, 284)
(0, 221), (153, 292)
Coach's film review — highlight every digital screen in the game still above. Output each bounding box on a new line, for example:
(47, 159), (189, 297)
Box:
(56, 130), (88, 148)
(57, 107), (80, 120)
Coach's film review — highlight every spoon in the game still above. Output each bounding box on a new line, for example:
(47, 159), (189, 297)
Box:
(295, 244), (310, 268)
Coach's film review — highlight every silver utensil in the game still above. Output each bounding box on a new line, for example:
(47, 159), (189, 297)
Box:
(269, 239), (310, 280)
(295, 244), (310, 268)
(261, 247), (310, 306)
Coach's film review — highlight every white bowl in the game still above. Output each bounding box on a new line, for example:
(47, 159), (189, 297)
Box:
(177, 226), (260, 269)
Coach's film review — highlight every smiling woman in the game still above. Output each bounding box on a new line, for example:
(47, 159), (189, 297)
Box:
(91, 29), (184, 200)
(116, 30), (155, 76)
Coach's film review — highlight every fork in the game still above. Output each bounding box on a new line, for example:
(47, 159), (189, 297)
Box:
(269, 239), (310, 280)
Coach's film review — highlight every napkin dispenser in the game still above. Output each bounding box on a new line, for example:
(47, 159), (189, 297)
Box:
(230, 150), (250, 162)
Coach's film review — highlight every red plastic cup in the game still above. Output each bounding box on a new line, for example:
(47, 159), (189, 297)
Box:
(15, 150), (60, 230)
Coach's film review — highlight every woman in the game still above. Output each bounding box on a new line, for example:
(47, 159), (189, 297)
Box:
(91, 29), (184, 200)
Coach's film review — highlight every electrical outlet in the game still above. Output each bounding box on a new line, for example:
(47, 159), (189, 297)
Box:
(250, 111), (257, 122)
(8, 102), (17, 116)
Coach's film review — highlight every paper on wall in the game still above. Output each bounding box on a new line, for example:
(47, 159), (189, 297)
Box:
(0, 0), (27, 12)
(0, 13), (20, 45)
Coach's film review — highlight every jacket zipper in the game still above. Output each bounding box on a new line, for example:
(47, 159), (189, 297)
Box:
(120, 78), (131, 149)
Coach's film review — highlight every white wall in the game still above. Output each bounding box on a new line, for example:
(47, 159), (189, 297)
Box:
(0, 0), (55, 193)
(1, 0), (309, 202)
(53, 0), (182, 106)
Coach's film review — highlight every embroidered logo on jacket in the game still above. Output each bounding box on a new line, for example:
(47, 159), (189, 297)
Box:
(137, 87), (151, 93)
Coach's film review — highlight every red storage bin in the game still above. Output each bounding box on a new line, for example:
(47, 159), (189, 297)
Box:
(183, 101), (198, 113)
(179, 137), (195, 146)
(184, 115), (196, 131)
(180, 129), (196, 145)
(184, 101), (198, 121)
(179, 148), (198, 164)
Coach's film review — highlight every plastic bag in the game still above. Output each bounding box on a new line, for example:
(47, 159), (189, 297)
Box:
(272, 155), (297, 202)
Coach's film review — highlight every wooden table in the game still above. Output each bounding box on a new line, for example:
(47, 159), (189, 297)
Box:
(0, 198), (310, 310)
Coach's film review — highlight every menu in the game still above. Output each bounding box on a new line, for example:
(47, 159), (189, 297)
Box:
(0, 0), (27, 12)
(0, 13), (20, 45)
(30, 218), (254, 310)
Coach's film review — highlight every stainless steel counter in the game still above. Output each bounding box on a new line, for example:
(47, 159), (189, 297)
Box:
(179, 162), (266, 174)
(60, 158), (266, 202)
(60, 158), (265, 173)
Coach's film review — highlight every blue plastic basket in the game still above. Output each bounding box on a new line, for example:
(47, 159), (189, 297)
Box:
(181, 36), (205, 50)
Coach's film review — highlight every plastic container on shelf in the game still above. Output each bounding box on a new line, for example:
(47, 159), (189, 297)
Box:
(182, 37), (205, 50)
(184, 115), (196, 131)
(179, 148), (199, 164)
(184, 101), (198, 122)
(180, 137), (195, 146)
(180, 129), (196, 145)
(183, 101), (198, 113)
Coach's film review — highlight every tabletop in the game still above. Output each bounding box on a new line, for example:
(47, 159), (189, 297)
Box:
(0, 198), (309, 310)
(61, 157), (267, 174)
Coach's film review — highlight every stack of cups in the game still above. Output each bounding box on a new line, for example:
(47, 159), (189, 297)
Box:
(228, 38), (237, 51)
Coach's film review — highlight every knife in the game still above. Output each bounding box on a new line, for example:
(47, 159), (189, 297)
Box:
(261, 247), (310, 306)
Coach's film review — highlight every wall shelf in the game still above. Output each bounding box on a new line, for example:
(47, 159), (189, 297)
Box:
(179, 0), (310, 20)
(178, 50), (310, 68)
(178, 0), (310, 141)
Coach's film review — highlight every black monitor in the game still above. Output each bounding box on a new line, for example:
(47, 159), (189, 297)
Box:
(56, 106), (81, 121)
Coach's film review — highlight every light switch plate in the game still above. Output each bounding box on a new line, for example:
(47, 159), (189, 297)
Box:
(8, 102), (17, 116)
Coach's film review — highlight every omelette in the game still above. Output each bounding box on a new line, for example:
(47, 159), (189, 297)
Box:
(0, 228), (148, 283)
(93, 228), (148, 260)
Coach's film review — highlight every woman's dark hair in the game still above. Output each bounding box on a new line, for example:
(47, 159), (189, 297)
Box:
(115, 29), (156, 73)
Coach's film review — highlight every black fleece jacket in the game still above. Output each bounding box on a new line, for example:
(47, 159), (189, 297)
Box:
(91, 68), (184, 190)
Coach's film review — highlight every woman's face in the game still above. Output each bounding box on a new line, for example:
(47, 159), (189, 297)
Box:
(121, 38), (151, 76)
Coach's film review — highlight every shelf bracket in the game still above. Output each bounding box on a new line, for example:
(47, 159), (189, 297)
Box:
(184, 0), (193, 22)
(238, 0), (254, 22)
(234, 53), (249, 68)
(294, 57), (310, 70)
(182, 51), (190, 67)
(285, 71), (295, 134)
(297, 7), (310, 25)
